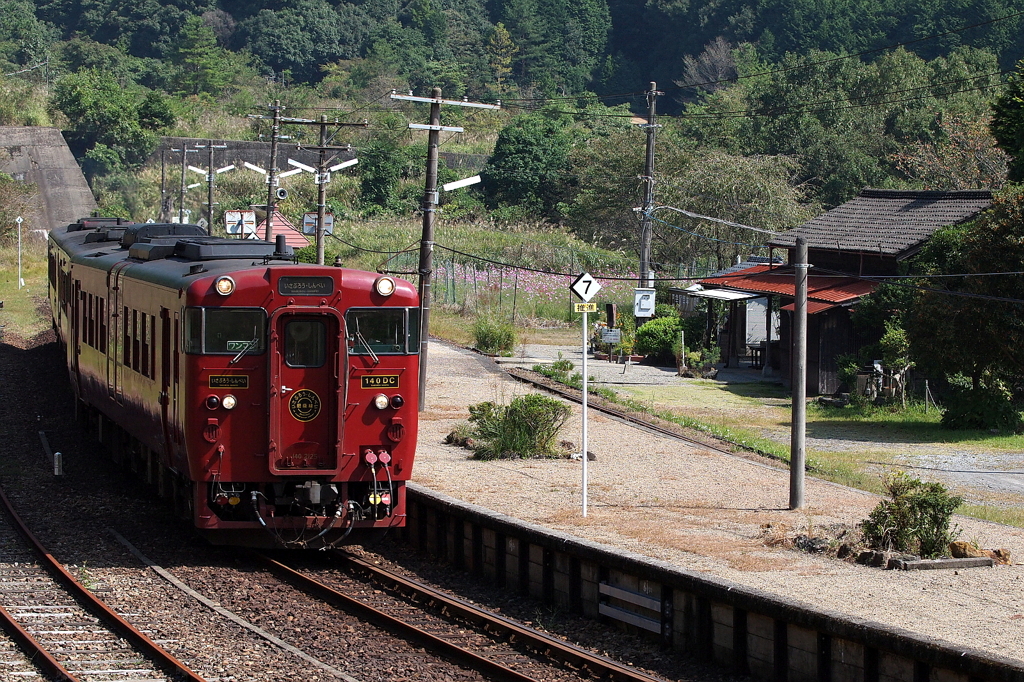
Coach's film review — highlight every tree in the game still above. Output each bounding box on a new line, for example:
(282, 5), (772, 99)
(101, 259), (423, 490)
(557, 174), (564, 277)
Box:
(906, 189), (1024, 390)
(991, 59), (1024, 181)
(50, 69), (173, 176)
(487, 23), (517, 91)
(481, 112), (576, 219)
(172, 15), (231, 96)
(893, 113), (1007, 190)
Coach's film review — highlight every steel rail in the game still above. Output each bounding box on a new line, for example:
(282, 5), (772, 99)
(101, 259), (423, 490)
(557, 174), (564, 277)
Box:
(0, 485), (208, 682)
(329, 549), (668, 682)
(0, 601), (78, 682)
(254, 552), (541, 682)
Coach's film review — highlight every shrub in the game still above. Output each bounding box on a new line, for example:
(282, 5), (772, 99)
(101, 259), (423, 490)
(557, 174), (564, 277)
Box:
(472, 315), (516, 354)
(861, 472), (963, 558)
(634, 315), (682, 361)
(940, 377), (1021, 431)
(467, 394), (572, 459)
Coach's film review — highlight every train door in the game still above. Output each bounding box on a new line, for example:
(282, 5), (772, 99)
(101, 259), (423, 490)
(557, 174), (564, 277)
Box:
(268, 311), (342, 474)
(160, 308), (172, 452)
(71, 279), (81, 390)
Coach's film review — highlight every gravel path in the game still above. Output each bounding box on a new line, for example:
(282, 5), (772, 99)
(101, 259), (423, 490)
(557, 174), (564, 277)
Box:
(415, 341), (1024, 663)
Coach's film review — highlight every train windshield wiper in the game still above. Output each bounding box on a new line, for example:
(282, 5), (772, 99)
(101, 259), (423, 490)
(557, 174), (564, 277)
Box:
(230, 327), (259, 364)
(355, 330), (380, 365)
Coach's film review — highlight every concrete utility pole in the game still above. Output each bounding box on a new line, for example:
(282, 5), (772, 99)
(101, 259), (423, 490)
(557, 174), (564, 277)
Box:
(790, 237), (809, 510)
(638, 81), (662, 288)
(390, 88), (500, 411)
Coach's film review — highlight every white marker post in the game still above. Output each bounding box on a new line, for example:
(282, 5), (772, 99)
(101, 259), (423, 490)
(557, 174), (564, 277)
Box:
(570, 272), (601, 517)
(16, 216), (24, 288)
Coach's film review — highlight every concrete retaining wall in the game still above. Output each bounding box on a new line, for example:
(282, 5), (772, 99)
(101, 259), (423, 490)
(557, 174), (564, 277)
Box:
(404, 483), (1024, 682)
(0, 127), (97, 231)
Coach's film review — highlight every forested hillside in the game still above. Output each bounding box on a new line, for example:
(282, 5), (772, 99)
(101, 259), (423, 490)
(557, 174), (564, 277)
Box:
(2, 0), (1024, 266)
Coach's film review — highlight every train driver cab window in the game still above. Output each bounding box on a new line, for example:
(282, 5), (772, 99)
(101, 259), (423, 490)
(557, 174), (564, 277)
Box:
(346, 308), (418, 354)
(184, 307), (266, 355)
(284, 319), (326, 368)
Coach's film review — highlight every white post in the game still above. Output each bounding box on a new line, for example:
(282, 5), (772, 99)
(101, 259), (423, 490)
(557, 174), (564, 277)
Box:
(582, 309), (589, 517)
(16, 216), (24, 289)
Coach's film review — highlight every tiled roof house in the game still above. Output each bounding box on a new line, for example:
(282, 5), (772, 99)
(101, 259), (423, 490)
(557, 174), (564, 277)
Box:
(693, 189), (993, 394)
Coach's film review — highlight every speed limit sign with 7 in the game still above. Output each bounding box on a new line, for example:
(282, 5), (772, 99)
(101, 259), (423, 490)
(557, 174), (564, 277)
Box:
(570, 272), (601, 302)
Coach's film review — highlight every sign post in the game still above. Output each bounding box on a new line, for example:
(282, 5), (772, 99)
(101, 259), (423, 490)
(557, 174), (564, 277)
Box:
(570, 272), (601, 517)
(16, 216), (23, 289)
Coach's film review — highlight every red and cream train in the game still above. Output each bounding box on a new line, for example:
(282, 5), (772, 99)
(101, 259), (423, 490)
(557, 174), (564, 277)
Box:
(49, 218), (419, 546)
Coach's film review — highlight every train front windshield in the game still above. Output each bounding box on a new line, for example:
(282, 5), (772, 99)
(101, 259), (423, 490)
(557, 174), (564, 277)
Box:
(346, 308), (420, 354)
(184, 308), (267, 354)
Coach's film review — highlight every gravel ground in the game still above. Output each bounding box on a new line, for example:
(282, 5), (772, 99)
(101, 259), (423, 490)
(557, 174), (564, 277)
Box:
(415, 341), (1024, 662)
(0, 320), (744, 682)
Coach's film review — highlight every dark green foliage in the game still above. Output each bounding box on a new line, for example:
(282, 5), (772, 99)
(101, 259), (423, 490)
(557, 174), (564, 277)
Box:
(235, 0), (365, 82)
(472, 316), (516, 354)
(992, 59), (1024, 181)
(482, 113), (575, 219)
(907, 189), (1024, 389)
(466, 394), (572, 459)
(0, 0), (59, 69)
(634, 315), (682, 362)
(861, 472), (963, 558)
(172, 14), (233, 95)
(940, 378), (1021, 431)
(51, 69), (174, 176)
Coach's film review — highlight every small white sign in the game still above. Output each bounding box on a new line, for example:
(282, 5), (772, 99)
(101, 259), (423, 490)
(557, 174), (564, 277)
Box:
(570, 272), (601, 302)
(225, 210), (257, 236)
(302, 212), (334, 235)
(442, 174), (482, 192)
(634, 287), (656, 317)
(601, 328), (621, 344)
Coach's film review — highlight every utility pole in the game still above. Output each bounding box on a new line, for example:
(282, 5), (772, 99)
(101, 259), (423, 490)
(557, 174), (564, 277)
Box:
(160, 150), (167, 222)
(390, 88), (500, 410)
(790, 237), (809, 510)
(194, 141), (228, 233)
(294, 118), (367, 264)
(264, 100), (283, 242)
(638, 81), (662, 288)
(171, 143), (198, 223)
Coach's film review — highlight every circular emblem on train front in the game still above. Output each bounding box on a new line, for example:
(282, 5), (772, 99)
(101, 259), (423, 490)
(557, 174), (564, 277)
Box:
(289, 389), (321, 422)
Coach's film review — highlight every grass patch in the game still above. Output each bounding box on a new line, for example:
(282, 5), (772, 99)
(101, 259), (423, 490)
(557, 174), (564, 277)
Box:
(0, 240), (50, 339)
(958, 504), (1024, 529)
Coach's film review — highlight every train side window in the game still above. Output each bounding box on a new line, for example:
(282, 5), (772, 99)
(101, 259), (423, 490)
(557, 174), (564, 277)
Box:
(184, 308), (202, 354)
(184, 307), (266, 355)
(98, 298), (106, 353)
(345, 308), (414, 354)
(132, 309), (141, 373)
(284, 319), (326, 368)
(123, 306), (131, 369)
(140, 311), (149, 377)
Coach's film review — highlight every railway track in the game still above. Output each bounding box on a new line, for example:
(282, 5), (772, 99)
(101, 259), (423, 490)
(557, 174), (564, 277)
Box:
(0, 485), (206, 682)
(256, 550), (670, 682)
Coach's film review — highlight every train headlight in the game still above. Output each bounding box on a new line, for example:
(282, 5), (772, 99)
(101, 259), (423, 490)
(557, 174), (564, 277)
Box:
(221, 394), (237, 410)
(374, 276), (396, 297)
(373, 393), (390, 410)
(215, 276), (235, 295)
